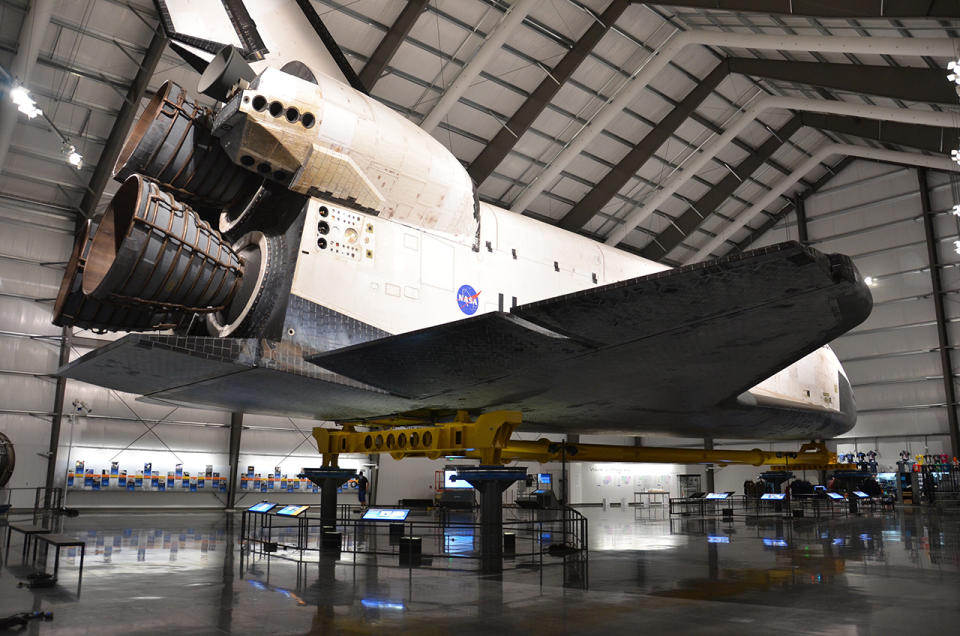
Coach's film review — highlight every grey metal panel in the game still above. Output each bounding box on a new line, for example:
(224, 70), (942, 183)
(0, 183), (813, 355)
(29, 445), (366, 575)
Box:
(844, 351), (943, 386)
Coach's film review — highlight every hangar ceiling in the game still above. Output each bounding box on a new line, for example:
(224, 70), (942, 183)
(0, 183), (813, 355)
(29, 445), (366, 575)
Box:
(1, 0), (959, 457)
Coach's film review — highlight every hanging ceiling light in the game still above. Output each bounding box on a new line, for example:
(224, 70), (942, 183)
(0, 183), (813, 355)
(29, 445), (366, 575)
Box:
(948, 60), (960, 86)
(954, 241), (960, 256)
(64, 144), (83, 169)
(863, 276), (878, 287)
(952, 204), (960, 217)
(952, 149), (960, 166)
(9, 85), (42, 118)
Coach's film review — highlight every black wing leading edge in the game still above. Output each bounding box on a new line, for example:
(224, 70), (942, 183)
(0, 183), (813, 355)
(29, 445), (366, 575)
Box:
(307, 242), (872, 420)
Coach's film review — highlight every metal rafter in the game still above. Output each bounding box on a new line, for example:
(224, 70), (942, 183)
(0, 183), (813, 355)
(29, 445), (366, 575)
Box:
(732, 156), (854, 253)
(420, 0), (539, 132)
(558, 60), (730, 231)
(640, 115), (802, 261)
(357, 0), (429, 92)
(799, 113), (960, 154)
(639, 1), (960, 18)
(728, 57), (958, 105)
(560, 54), (946, 234)
(468, 0), (630, 185)
(79, 25), (166, 219)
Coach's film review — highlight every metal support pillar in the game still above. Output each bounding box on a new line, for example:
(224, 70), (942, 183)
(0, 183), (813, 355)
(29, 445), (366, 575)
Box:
(917, 167), (960, 456)
(226, 412), (243, 509)
(457, 466), (527, 574)
(704, 439), (715, 493)
(300, 468), (358, 528)
(79, 25), (166, 218)
(795, 194), (808, 245)
(562, 434), (578, 505)
(44, 326), (71, 507)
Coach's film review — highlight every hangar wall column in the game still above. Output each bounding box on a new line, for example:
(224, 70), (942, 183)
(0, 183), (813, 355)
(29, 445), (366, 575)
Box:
(795, 195), (808, 245)
(703, 439), (715, 492)
(562, 434), (578, 504)
(42, 326), (71, 506)
(917, 168), (960, 457)
(226, 412), (243, 509)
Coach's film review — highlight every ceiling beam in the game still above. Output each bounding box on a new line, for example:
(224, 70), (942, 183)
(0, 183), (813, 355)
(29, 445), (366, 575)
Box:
(558, 56), (944, 235)
(799, 113), (960, 154)
(357, 0), (428, 92)
(421, 0), (539, 132)
(733, 156), (854, 253)
(558, 60), (729, 231)
(78, 25), (167, 219)
(639, 115), (802, 261)
(641, 111), (960, 261)
(468, 0), (630, 185)
(639, 1), (960, 18)
(728, 57), (958, 105)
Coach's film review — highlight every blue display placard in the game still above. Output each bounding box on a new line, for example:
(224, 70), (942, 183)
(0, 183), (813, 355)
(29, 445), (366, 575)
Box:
(276, 505), (309, 517)
(705, 492), (730, 500)
(248, 502), (277, 513)
(852, 491), (870, 499)
(826, 492), (845, 500)
(362, 508), (410, 521)
(761, 493), (785, 500)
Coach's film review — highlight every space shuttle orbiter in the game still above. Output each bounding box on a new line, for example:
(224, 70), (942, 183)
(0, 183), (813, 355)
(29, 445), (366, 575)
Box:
(52, 0), (872, 440)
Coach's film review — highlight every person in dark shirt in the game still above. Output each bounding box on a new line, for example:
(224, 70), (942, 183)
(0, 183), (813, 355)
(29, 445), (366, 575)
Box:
(357, 472), (369, 508)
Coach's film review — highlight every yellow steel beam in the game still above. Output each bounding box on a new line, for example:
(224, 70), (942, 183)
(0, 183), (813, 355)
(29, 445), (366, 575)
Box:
(313, 410), (522, 466)
(463, 440), (837, 467)
(313, 411), (840, 469)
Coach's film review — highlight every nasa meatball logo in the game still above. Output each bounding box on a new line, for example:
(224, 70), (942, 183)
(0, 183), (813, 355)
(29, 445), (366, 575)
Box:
(457, 284), (480, 315)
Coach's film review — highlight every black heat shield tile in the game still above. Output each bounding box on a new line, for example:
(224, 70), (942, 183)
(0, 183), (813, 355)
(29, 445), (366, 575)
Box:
(306, 312), (593, 399)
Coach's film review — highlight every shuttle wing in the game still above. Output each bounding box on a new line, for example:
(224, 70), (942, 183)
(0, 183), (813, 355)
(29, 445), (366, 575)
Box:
(59, 242), (870, 435)
(307, 242), (871, 413)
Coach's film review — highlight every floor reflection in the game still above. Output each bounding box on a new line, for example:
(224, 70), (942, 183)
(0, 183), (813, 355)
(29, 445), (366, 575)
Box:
(0, 508), (958, 634)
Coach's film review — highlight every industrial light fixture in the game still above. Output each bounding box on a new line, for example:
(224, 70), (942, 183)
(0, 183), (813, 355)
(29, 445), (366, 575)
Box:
(64, 144), (83, 169)
(953, 204), (960, 217)
(955, 241), (960, 256)
(9, 84), (42, 118)
(863, 276), (878, 287)
(952, 149), (960, 166)
(948, 60), (960, 86)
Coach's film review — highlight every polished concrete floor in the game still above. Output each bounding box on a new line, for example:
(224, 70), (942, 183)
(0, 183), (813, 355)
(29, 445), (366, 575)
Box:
(1, 506), (958, 634)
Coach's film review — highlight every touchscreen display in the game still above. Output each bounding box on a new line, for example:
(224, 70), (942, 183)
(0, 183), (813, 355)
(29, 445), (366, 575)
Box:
(276, 505), (309, 517)
(362, 509), (410, 521)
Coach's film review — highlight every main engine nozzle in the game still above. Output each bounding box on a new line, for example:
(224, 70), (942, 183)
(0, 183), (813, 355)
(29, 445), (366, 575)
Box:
(52, 217), (177, 332)
(83, 175), (244, 314)
(114, 81), (254, 210)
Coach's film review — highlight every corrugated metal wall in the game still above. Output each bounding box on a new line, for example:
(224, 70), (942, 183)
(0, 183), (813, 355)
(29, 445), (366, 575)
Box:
(753, 160), (958, 471)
